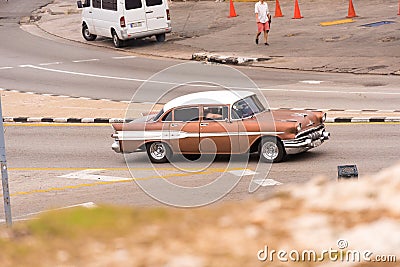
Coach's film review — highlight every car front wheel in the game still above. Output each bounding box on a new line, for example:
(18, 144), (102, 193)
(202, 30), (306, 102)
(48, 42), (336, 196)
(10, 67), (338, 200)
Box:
(146, 142), (172, 163)
(259, 137), (286, 163)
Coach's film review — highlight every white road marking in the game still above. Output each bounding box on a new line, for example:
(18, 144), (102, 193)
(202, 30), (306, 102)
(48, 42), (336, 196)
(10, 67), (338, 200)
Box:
(253, 179), (282, 186)
(0, 67), (13, 70)
(72, 59), (100, 63)
(300, 80), (324, 84)
(112, 55), (137, 59)
(228, 169), (258, 177)
(58, 169), (132, 182)
(1, 202), (98, 223)
(17, 65), (400, 96)
(39, 62), (62, 66)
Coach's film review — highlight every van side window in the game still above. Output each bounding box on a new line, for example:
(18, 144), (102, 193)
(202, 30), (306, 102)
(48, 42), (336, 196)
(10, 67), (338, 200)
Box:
(93, 0), (101, 8)
(125, 0), (142, 9)
(102, 0), (117, 10)
(146, 0), (162, 7)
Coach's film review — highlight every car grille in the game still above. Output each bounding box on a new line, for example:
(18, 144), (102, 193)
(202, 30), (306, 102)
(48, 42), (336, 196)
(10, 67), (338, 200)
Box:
(295, 125), (325, 140)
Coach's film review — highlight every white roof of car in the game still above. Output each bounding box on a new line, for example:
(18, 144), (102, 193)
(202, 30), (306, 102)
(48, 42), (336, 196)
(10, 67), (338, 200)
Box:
(163, 90), (255, 111)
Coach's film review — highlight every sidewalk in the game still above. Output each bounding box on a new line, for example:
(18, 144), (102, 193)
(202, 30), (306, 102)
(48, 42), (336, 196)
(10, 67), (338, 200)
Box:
(23, 0), (400, 75)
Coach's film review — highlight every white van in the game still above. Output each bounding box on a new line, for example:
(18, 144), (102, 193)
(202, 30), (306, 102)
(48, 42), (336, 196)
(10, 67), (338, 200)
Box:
(77, 0), (171, 48)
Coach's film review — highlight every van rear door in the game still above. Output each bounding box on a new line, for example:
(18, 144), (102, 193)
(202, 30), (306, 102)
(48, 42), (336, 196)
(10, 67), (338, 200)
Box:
(124, 0), (148, 34)
(144, 0), (168, 31)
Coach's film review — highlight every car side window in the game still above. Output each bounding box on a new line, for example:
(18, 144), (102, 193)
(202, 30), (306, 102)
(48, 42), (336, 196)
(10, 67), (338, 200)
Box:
(125, 0), (142, 10)
(203, 106), (228, 121)
(174, 107), (199, 122)
(162, 110), (172, 122)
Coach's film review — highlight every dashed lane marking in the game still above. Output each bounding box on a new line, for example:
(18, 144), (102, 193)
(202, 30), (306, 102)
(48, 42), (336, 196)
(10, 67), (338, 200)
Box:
(112, 55), (137, 59)
(72, 59), (100, 63)
(39, 62), (62, 66)
(253, 179), (282, 186)
(299, 80), (324, 84)
(0, 67), (13, 70)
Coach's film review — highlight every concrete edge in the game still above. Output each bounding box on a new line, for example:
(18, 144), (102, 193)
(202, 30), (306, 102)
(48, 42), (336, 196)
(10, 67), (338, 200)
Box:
(4, 116), (400, 124)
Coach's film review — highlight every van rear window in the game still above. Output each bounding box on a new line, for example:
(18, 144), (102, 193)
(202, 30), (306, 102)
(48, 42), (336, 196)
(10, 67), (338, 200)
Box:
(146, 0), (162, 6)
(125, 0), (142, 9)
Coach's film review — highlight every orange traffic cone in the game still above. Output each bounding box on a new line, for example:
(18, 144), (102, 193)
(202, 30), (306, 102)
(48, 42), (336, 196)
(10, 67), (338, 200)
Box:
(228, 0), (237, 18)
(292, 0), (303, 19)
(398, 0), (400, 15)
(347, 0), (357, 18)
(274, 0), (283, 17)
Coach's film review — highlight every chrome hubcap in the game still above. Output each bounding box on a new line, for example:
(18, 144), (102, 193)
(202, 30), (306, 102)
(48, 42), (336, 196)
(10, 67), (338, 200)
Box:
(262, 142), (278, 160)
(150, 143), (166, 160)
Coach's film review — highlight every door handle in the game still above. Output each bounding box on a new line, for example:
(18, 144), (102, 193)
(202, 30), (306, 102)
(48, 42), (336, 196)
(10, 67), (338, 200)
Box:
(200, 123), (209, 126)
(171, 123), (178, 127)
(89, 11), (92, 13)
(146, 10), (153, 14)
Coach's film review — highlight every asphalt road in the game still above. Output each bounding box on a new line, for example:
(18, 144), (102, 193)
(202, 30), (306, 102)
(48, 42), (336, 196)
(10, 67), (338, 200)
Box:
(0, 22), (399, 110)
(2, 123), (399, 219)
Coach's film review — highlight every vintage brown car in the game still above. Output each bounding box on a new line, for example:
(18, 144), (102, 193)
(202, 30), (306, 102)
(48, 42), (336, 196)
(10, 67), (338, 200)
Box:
(111, 90), (330, 163)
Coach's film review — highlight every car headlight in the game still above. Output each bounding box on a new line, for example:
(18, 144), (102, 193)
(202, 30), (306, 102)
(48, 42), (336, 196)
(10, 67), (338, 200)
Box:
(321, 113), (327, 123)
(296, 123), (302, 132)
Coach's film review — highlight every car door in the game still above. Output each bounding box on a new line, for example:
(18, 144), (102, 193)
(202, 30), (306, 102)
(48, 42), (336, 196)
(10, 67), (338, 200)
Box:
(200, 106), (240, 154)
(144, 0), (168, 31)
(124, 0), (148, 34)
(168, 106), (200, 154)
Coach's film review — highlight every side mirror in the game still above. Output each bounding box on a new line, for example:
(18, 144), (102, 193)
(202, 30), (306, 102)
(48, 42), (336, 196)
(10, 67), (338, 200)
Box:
(77, 0), (83, 8)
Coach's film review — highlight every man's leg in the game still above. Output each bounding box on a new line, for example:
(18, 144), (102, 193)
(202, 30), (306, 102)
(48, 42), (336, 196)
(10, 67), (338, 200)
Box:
(256, 31), (261, 44)
(264, 30), (269, 45)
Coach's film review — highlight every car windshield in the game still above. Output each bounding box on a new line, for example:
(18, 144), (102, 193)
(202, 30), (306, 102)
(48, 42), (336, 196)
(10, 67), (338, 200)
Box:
(153, 109), (164, 121)
(231, 95), (265, 119)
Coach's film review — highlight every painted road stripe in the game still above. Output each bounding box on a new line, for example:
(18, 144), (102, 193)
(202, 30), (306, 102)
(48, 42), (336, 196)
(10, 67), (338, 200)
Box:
(20, 65), (400, 96)
(58, 169), (132, 182)
(229, 169), (258, 177)
(8, 167), (241, 172)
(253, 179), (282, 186)
(112, 55), (137, 59)
(299, 80), (323, 85)
(7, 168), (241, 197)
(320, 18), (355, 26)
(0, 67), (13, 70)
(39, 62), (62, 66)
(72, 59), (100, 63)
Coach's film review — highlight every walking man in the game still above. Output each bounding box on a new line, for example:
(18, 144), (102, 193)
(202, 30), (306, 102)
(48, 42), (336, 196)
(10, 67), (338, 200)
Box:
(255, 0), (271, 45)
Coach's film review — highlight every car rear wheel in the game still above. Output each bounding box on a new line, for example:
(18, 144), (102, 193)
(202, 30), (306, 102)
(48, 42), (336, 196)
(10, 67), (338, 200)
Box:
(259, 137), (286, 163)
(82, 23), (97, 41)
(146, 142), (172, 163)
(112, 30), (123, 48)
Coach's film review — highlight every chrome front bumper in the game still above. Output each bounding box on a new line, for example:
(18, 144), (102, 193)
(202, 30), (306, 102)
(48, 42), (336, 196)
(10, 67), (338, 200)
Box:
(283, 126), (330, 154)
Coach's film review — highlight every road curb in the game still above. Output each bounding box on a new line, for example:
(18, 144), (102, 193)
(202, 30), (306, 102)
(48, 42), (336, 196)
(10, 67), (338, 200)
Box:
(192, 52), (271, 65)
(3, 116), (400, 124)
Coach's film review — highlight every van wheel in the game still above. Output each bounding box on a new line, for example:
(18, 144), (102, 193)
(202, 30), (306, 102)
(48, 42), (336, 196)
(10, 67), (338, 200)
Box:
(156, 33), (166, 42)
(112, 30), (123, 48)
(82, 24), (97, 41)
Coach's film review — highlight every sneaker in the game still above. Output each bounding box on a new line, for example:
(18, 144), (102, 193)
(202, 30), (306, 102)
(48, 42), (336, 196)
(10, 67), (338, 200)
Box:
(255, 39), (259, 45)
(264, 42), (269, 46)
